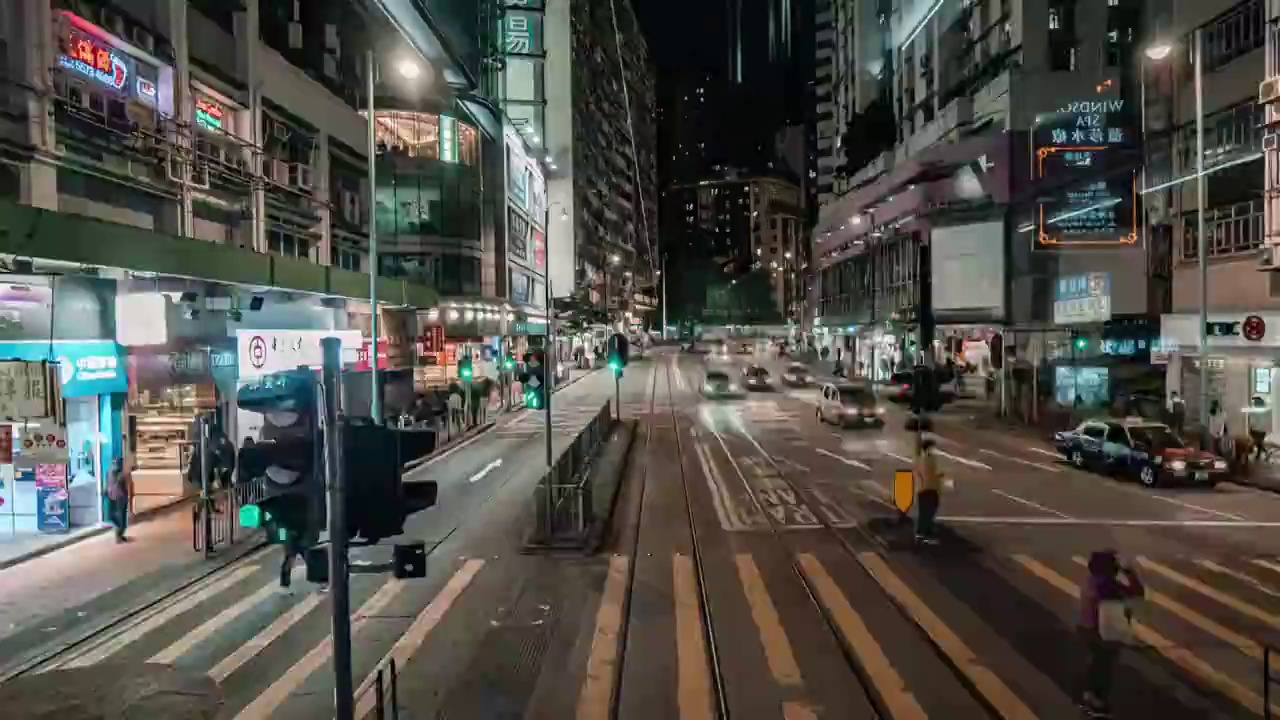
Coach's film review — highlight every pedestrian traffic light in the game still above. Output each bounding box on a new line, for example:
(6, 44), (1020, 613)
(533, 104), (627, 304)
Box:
(524, 387), (543, 409)
(1073, 335), (1088, 351)
(503, 352), (515, 371)
(458, 355), (473, 380)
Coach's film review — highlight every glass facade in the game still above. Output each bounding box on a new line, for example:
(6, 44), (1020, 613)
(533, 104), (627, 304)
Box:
(370, 110), (483, 296)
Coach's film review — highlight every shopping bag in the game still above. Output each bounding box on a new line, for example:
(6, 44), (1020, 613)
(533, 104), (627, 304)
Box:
(1097, 599), (1134, 644)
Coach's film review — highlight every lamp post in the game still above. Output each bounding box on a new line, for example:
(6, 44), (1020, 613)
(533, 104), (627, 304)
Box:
(1146, 31), (1207, 441)
(364, 51), (424, 424)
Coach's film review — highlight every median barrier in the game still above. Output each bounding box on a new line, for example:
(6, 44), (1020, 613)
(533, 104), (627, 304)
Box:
(525, 403), (615, 549)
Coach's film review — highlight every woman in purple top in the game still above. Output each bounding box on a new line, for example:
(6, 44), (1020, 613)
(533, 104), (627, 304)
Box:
(1079, 550), (1145, 717)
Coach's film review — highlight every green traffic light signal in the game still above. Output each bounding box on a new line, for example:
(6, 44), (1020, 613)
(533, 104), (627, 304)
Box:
(524, 390), (540, 409)
(1074, 337), (1087, 351)
(239, 504), (269, 528)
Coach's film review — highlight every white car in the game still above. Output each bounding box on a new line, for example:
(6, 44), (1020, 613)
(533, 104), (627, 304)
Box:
(817, 383), (885, 428)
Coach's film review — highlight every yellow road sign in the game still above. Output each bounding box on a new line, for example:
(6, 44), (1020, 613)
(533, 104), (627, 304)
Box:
(893, 470), (914, 513)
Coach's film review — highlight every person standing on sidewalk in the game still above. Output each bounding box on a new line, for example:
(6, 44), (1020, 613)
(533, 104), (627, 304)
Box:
(1078, 550), (1144, 717)
(1249, 395), (1272, 461)
(1167, 391), (1186, 437)
(106, 457), (133, 543)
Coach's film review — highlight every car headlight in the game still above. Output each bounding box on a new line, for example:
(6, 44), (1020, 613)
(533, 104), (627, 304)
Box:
(876, 406), (886, 415)
(1170, 460), (1187, 471)
(728, 383), (739, 391)
(1213, 459), (1228, 470)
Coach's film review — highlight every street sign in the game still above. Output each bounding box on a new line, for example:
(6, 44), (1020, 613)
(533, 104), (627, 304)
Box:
(893, 469), (914, 513)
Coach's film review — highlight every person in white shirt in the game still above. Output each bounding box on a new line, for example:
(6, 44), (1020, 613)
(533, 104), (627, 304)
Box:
(1207, 400), (1228, 457)
(1248, 395), (1272, 461)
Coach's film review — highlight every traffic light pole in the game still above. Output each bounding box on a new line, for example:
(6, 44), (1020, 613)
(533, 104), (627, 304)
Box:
(321, 337), (354, 720)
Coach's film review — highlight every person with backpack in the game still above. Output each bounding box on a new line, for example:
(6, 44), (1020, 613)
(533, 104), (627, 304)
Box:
(1078, 550), (1145, 717)
(106, 457), (134, 543)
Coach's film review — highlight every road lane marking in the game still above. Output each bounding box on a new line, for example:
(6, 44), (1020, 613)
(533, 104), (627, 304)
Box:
(1068, 557), (1260, 659)
(796, 554), (925, 720)
(1251, 558), (1280, 577)
(710, 429), (771, 522)
(978, 449), (1062, 473)
(734, 554), (804, 687)
(468, 458), (503, 483)
(694, 442), (745, 530)
(355, 559), (485, 717)
(149, 581), (279, 665)
(1014, 555), (1280, 716)
(939, 516), (1280, 527)
(1145, 493), (1247, 521)
(856, 552), (1036, 720)
(1026, 447), (1062, 458)
(816, 447), (871, 470)
(989, 489), (1071, 518)
(233, 578), (405, 720)
(1137, 557), (1280, 631)
(884, 451), (913, 464)
(673, 553), (714, 720)
(935, 450), (992, 471)
(1195, 559), (1280, 598)
(64, 565), (260, 668)
(783, 701), (819, 719)
(209, 591), (325, 682)
(576, 555), (630, 720)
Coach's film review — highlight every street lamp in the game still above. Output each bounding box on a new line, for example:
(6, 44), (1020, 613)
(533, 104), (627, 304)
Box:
(1145, 32), (1208, 442)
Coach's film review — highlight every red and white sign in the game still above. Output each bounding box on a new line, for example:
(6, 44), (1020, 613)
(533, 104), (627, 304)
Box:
(236, 330), (362, 378)
(21, 426), (68, 464)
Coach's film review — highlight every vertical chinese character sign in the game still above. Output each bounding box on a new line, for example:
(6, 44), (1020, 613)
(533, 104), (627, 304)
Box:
(1032, 80), (1140, 249)
(501, 0), (547, 140)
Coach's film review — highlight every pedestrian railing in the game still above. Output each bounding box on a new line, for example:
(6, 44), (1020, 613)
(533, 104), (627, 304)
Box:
(1265, 644), (1279, 718)
(192, 476), (268, 556)
(363, 657), (400, 720)
(534, 402), (614, 542)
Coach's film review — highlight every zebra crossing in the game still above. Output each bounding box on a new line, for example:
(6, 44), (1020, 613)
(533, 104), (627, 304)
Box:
(493, 403), (608, 438)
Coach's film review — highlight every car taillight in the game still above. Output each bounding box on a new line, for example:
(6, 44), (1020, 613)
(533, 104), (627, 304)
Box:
(901, 384), (910, 391)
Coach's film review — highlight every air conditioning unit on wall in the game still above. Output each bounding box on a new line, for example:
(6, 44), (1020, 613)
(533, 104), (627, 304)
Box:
(1259, 243), (1280, 270)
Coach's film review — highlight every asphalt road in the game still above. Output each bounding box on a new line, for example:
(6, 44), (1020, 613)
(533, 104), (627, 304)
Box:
(13, 349), (1280, 718)
(0, 367), (654, 719)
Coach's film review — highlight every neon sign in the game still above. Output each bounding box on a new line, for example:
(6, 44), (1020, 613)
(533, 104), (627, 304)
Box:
(195, 98), (224, 130)
(58, 29), (127, 91)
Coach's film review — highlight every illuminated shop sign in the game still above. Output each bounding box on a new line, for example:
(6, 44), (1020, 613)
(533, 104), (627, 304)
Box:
(1032, 81), (1139, 248)
(195, 98), (224, 130)
(59, 29), (128, 91)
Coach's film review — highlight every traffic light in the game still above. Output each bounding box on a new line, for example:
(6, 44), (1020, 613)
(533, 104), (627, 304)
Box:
(458, 354), (473, 381)
(523, 347), (546, 408)
(607, 333), (629, 375)
(1073, 335), (1088, 351)
(235, 369), (323, 547)
(503, 352), (515, 371)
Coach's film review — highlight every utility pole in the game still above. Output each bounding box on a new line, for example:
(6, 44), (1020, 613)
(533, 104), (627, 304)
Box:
(365, 50), (381, 425)
(660, 254), (668, 339)
(321, 337), (353, 720)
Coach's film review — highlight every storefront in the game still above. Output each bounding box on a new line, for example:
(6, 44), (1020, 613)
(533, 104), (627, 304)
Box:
(0, 340), (127, 535)
(1161, 312), (1280, 440)
(125, 342), (236, 511)
(234, 329), (361, 439)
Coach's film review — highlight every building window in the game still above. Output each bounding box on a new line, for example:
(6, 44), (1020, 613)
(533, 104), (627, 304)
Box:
(1201, 0), (1264, 73)
(267, 228), (311, 261)
(331, 246), (361, 272)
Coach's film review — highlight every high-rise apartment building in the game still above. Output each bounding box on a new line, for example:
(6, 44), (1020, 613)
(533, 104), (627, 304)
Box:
(545, 0), (659, 319)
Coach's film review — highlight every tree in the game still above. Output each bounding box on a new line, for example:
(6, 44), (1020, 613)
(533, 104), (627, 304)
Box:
(554, 287), (607, 337)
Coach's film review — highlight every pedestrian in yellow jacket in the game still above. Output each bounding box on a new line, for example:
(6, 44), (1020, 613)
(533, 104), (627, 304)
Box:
(913, 436), (944, 543)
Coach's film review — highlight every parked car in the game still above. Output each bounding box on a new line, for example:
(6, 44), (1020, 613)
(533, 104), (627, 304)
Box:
(701, 370), (741, 399)
(742, 364), (772, 391)
(781, 363), (813, 387)
(1054, 417), (1228, 487)
(817, 383), (885, 429)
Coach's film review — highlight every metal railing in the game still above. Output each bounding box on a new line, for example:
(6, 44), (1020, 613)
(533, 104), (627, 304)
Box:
(537, 402), (614, 541)
(367, 657), (400, 720)
(192, 477), (268, 556)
